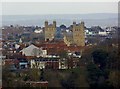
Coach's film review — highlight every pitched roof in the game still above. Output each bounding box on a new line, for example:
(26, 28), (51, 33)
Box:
(20, 44), (42, 56)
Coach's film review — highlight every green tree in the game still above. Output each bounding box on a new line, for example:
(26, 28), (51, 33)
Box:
(87, 63), (111, 89)
(92, 49), (108, 69)
(59, 50), (68, 58)
(109, 71), (120, 89)
(29, 68), (40, 81)
(61, 71), (78, 89)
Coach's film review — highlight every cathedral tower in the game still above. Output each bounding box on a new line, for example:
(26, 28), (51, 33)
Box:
(72, 21), (85, 46)
(44, 21), (56, 41)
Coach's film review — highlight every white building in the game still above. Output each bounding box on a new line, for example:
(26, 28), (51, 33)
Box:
(31, 59), (45, 69)
(59, 58), (68, 69)
(34, 28), (43, 33)
(98, 31), (107, 36)
(20, 44), (47, 57)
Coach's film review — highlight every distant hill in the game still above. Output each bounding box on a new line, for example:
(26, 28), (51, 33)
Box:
(1, 13), (118, 27)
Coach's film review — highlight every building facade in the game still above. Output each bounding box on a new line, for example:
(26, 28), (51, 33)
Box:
(63, 21), (85, 46)
(30, 58), (59, 69)
(44, 21), (56, 41)
(72, 22), (85, 46)
(30, 57), (79, 70)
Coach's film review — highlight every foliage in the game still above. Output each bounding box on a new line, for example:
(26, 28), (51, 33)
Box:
(2, 65), (25, 87)
(108, 71), (120, 89)
(29, 68), (40, 81)
(87, 63), (113, 89)
(61, 71), (78, 89)
(92, 49), (108, 69)
(59, 50), (68, 58)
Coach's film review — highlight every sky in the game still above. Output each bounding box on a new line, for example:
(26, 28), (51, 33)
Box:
(1, 2), (118, 15)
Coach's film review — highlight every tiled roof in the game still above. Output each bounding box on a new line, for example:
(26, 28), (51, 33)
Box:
(4, 59), (19, 65)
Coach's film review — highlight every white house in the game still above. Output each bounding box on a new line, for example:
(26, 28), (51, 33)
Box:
(34, 28), (43, 33)
(20, 44), (47, 57)
(98, 31), (107, 36)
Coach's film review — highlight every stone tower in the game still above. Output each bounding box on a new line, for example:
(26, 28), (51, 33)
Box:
(44, 21), (56, 41)
(72, 21), (85, 46)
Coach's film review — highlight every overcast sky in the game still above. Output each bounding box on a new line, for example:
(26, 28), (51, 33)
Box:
(2, 2), (118, 15)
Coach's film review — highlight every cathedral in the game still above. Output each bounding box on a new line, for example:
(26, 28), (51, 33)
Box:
(44, 21), (56, 41)
(63, 22), (85, 46)
(44, 21), (85, 47)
